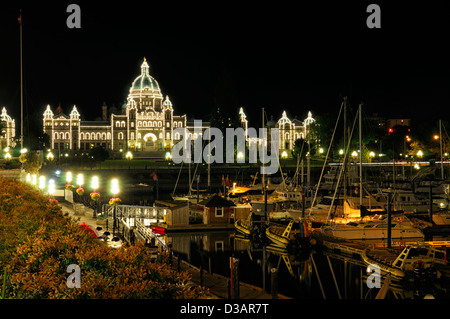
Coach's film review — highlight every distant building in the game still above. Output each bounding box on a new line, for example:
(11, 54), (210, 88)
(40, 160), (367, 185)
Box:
(43, 58), (208, 156)
(0, 107), (16, 149)
(386, 118), (411, 129)
(239, 108), (315, 157)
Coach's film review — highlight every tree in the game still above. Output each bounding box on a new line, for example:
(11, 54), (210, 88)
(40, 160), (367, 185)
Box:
(22, 151), (43, 174)
(88, 146), (109, 162)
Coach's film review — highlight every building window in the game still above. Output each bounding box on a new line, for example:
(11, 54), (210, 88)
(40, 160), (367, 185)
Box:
(175, 132), (180, 140)
(116, 121), (120, 127)
(216, 207), (223, 217)
(215, 241), (224, 252)
(65, 132), (70, 140)
(121, 121), (125, 128)
(131, 122), (134, 127)
(107, 132), (111, 140)
(143, 121), (147, 127)
(91, 133), (95, 140)
(166, 132), (170, 139)
(166, 122), (170, 128)
(118, 132), (124, 140)
(131, 132), (134, 140)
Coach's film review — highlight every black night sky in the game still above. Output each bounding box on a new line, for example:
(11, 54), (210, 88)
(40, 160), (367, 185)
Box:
(1, 1), (449, 134)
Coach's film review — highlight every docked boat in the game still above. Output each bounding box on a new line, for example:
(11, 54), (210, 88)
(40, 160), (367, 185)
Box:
(320, 215), (424, 241)
(266, 220), (310, 249)
(362, 245), (438, 279)
(234, 218), (252, 236)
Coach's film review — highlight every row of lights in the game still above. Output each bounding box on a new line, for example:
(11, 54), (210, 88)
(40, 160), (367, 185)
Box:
(66, 172), (120, 196)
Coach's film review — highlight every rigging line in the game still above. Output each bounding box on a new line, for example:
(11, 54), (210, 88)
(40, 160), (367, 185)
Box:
(308, 100), (344, 216)
(326, 107), (359, 224)
(172, 161), (184, 196)
(293, 139), (305, 188)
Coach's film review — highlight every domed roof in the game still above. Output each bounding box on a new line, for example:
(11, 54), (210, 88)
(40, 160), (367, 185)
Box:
(130, 58), (161, 92)
(163, 95), (172, 108)
(1, 107), (13, 122)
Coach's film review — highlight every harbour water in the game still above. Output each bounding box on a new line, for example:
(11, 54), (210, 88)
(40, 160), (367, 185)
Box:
(162, 230), (450, 299)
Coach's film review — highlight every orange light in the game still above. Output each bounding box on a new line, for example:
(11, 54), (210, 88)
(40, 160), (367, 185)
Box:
(433, 135), (439, 140)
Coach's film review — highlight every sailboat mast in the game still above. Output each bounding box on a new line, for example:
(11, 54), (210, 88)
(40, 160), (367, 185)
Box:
(359, 103), (363, 209)
(343, 97), (348, 202)
(440, 119), (444, 180)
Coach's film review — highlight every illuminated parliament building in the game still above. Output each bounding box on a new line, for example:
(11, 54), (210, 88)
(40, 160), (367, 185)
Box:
(42, 58), (314, 158)
(43, 58), (191, 155)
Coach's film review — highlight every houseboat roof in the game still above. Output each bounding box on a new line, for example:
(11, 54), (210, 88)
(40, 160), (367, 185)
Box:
(198, 194), (236, 207)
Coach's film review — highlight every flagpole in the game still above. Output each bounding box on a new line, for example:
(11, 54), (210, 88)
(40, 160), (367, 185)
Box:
(19, 9), (23, 149)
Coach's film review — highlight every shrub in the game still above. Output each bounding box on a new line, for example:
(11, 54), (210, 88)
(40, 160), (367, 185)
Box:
(0, 179), (206, 299)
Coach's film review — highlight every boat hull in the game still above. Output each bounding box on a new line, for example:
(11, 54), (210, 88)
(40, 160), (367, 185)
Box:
(321, 225), (424, 241)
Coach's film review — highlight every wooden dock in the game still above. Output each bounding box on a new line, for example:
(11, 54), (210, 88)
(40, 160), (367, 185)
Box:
(151, 222), (235, 233)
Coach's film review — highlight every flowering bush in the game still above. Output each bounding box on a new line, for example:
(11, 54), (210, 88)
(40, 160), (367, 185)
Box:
(76, 187), (84, 195)
(65, 183), (74, 190)
(109, 197), (121, 206)
(90, 192), (100, 201)
(49, 198), (59, 204)
(0, 179), (207, 299)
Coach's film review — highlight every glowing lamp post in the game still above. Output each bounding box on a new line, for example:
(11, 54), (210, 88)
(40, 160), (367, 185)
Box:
(75, 173), (85, 203)
(110, 178), (120, 235)
(90, 176), (100, 218)
(46, 151), (54, 161)
(38, 176), (46, 192)
(48, 179), (55, 198)
(125, 151), (133, 160)
(31, 174), (37, 187)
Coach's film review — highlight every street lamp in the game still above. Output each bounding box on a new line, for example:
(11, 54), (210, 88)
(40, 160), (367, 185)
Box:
(91, 176), (100, 218)
(77, 173), (84, 188)
(38, 176), (46, 191)
(281, 151), (288, 159)
(31, 174), (37, 187)
(111, 178), (120, 235)
(125, 151), (133, 160)
(46, 151), (54, 161)
(66, 171), (72, 184)
(48, 179), (55, 198)
(417, 150), (423, 157)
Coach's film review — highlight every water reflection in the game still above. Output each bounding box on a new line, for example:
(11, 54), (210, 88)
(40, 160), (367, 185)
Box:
(161, 230), (450, 299)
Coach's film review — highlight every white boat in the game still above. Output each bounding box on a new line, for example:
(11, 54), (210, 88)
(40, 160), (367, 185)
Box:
(320, 216), (424, 241)
(432, 211), (450, 225)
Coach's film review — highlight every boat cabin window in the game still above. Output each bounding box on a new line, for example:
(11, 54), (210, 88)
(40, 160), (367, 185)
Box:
(346, 222), (359, 227)
(375, 223), (396, 228)
(319, 197), (343, 206)
(408, 248), (429, 258)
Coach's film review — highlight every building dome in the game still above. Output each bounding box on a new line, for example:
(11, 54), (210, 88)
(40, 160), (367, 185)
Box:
(130, 58), (161, 92)
(1, 107), (13, 122)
